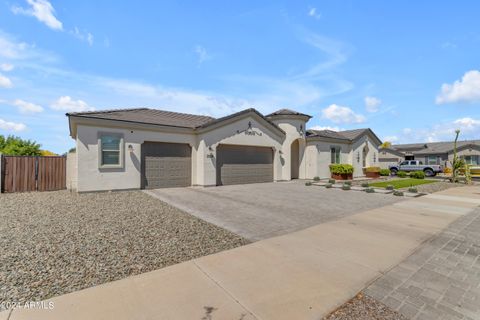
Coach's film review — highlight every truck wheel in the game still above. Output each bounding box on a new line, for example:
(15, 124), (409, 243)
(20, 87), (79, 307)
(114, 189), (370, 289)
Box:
(424, 168), (434, 177)
(390, 168), (398, 176)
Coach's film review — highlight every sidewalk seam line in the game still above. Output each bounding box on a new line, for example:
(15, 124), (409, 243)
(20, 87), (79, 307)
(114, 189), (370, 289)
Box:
(192, 260), (262, 320)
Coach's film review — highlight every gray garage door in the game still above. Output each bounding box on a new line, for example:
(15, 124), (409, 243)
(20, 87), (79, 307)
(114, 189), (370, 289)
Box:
(141, 142), (191, 189)
(216, 144), (273, 186)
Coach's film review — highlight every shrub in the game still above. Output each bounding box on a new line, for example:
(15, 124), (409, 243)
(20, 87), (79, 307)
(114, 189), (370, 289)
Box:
(408, 187), (418, 193)
(379, 169), (391, 176)
(344, 181), (352, 186)
(365, 166), (381, 173)
(410, 171), (425, 179)
(396, 171), (407, 178)
(386, 185), (394, 190)
(361, 182), (369, 187)
(305, 182), (312, 186)
(443, 167), (452, 174)
(393, 191), (404, 196)
(342, 184), (351, 190)
(313, 176), (320, 181)
(365, 187), (375, 193)
(329, 164), (354, 175)
(328, 179), (336, 184)
(325, 183), (333, 188)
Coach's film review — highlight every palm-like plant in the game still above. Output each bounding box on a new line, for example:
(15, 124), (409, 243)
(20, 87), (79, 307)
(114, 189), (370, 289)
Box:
(450, 129), (464, 183)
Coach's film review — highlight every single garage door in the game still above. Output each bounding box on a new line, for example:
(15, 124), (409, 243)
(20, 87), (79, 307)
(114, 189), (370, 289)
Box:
(216, 144), (273, 186)
(141, 142), (191, 189)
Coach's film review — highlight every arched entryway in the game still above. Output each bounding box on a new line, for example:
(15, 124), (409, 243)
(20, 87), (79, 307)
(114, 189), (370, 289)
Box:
(362, 144), (369, 167)
(291, 139), (300, 179)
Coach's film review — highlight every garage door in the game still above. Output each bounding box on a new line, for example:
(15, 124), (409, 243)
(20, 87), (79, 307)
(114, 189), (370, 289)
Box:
(141, 142), (191, 189)
(216, 144), (273, 186)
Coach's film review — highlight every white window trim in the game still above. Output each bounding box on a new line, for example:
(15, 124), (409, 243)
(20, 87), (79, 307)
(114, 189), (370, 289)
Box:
(98, 132), (124, 169)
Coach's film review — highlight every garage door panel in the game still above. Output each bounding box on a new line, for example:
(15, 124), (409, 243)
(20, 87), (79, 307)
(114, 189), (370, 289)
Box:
(142, 143), (191, 189)
(217, 145), (273, 186)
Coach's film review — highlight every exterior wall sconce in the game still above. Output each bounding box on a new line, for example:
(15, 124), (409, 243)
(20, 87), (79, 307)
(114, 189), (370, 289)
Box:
(207, 146), (214, 158)
(128, 144), (134, 153)
(357, 151), (360, 163)
(373, 152), (377, 163)
(279, 150), (283, 154)
(299, 124), (304, 137)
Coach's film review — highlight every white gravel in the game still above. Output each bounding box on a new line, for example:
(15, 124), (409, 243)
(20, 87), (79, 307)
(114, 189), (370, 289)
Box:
(0, 190), (248, 308)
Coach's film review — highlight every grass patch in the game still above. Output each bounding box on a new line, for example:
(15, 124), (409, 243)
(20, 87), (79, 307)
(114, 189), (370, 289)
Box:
(369, 179), (437, 189)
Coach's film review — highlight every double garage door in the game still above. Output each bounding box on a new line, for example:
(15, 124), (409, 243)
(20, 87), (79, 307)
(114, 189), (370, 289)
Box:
(142, 142), (192, 189)
(216, 144), (273, 186)
(142, 142), (273, 188)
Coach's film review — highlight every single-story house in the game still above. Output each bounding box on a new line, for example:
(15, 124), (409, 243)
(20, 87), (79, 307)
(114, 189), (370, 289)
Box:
(379, 140), (480, 169)
(66, 107), (382, 192)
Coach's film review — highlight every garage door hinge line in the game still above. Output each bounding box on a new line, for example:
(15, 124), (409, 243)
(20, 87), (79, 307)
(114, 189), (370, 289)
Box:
(192, 260), (261, 320)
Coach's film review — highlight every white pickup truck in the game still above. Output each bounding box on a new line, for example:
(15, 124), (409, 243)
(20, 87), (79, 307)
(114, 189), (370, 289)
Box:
(389, 160), (442, 177)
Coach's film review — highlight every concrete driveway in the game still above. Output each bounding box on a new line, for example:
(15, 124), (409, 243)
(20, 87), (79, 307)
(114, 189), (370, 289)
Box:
(145, 180), (404, 241)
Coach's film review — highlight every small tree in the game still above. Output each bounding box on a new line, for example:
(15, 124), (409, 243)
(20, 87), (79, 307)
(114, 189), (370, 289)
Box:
(0, 135), (42, 156)
(380, 141), (392, 149)
(450, 129), (464, 183)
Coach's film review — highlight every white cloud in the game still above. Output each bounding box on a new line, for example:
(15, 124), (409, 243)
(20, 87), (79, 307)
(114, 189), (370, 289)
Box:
(383, 135), (399, 142)
(50, 96), (94, 112)
(0, 118), (26, 131)
(321, 104), (366, 124)
(13, 99), (44, 113)
(309, 125), (343, 131)
(453, 117), (480, 131)
(308, 7), (321, 19)
(436, 70), (480, 104)
(402, 128), (412, 135)
(0, 33), (28, 59)
(364, 96), (381, 112)
(12, 0), (63, 30)
(0, 73), (13, 88)
(71, 27), (94, 46)
(0, 63), (14, 71)
(194, 45), (211, 65)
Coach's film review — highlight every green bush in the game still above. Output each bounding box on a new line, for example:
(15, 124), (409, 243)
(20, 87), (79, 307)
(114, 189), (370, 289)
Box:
(342, 184), (351, 190)
(365, 187), (375, 193)
(408, 187), (418, 193)
(361, 182), (369, 187)
(365, 166), (381, 173)
(386, 185), (394, 190)
(325, 183), (333, 188)
(313, 176), (320, 181)
(393, 191), (404, 196)
(329, 164), (354, 175)
(344, 181), (352, 186)
(305, 182), (312, 186)
(379, 169), (391, 176)
(410, 171), (425, 179)
(328, 179), (336, 184)
(397, 171), (407, 178)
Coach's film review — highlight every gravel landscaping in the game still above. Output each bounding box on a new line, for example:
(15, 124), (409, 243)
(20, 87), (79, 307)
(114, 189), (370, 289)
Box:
(413, 181), (465, 193)
(0, 190), (248, 309)
(322, 294), (408, 320)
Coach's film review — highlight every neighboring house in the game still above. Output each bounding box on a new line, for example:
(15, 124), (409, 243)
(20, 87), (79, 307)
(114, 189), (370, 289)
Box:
(66, 107), (381, 192)
(379, 140), (480, 169)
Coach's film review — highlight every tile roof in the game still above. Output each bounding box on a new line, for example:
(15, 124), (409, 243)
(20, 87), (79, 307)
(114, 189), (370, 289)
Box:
(266, 108), (312, 118)
(67, 108), (215, 129)
(67, 107), (285, 134)
(390, 140), (480, 154)
(306, 128), (382, 144)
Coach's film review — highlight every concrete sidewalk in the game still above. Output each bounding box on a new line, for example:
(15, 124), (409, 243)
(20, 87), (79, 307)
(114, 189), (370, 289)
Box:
(3, 186), (479, 320)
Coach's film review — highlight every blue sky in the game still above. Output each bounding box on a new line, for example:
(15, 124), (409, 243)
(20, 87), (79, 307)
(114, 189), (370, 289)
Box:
(0, 0), (479, 153)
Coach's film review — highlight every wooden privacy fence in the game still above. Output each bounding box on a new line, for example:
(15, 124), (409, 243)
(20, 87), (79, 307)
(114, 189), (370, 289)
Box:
(0, 155), (66, 193)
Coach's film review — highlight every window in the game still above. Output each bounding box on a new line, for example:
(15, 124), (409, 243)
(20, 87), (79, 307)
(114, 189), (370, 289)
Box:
(426, 156), (438, 165)
(98, 133), (123, 168)
(463, 155), (479, 165)
(330, 147), (340, 164)
(400, 161), (409, 165)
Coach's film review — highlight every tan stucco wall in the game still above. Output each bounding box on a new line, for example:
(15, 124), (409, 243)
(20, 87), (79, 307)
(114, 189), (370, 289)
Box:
(351, 135), (380, 177)
(269, 118), (307, 180)
(66, 151), (78, 191)
(76, 124), (196, 192)
(196, 115), (285, 186)
(447, 146), (480, 167)
(378, 149), (403, 169)
(305, 141), (351, 179)
(75, 114), (287, 191)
